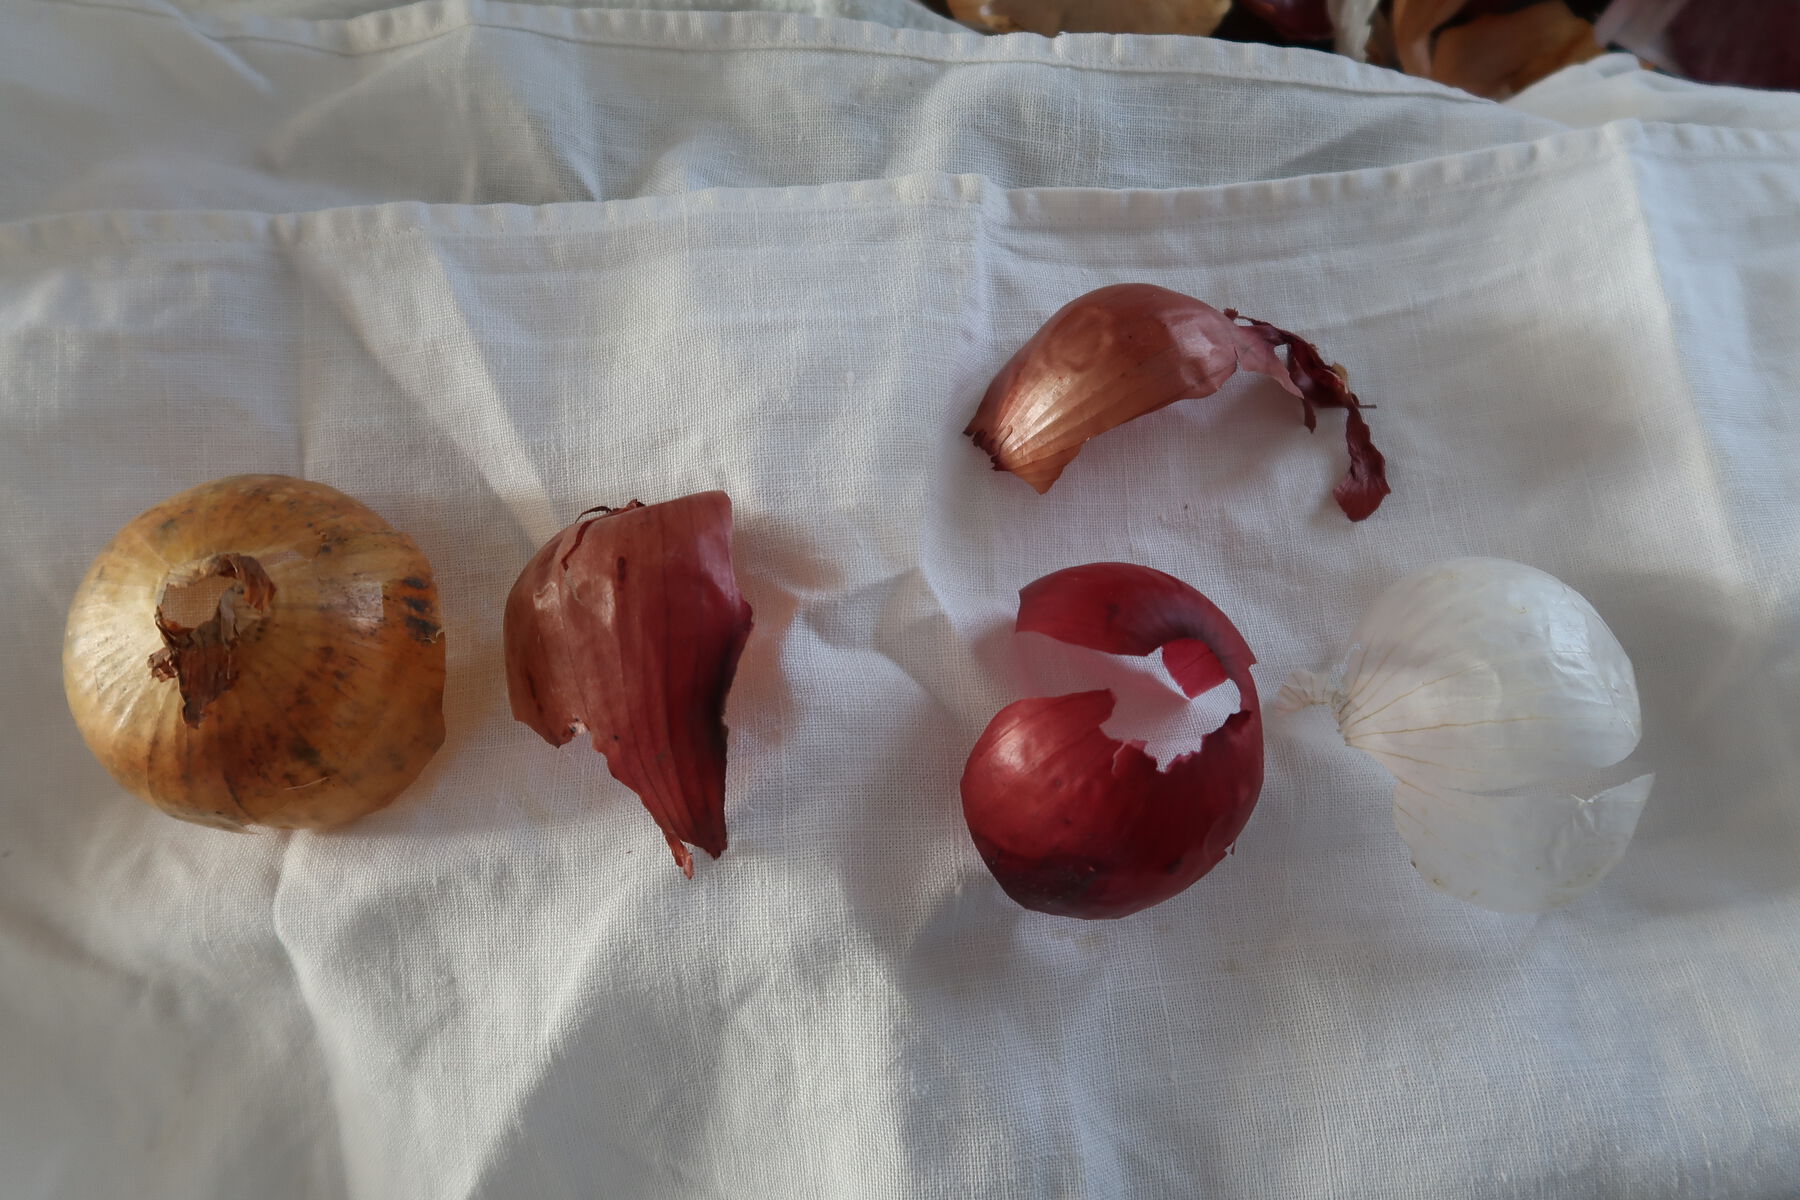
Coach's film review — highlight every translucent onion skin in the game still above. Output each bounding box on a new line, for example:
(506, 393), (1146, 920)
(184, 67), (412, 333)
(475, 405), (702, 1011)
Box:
(1317, 558), (1641, 795)
(1279, 557), (1651, 913)
(63, 475), (447, 831)
(961, 564), (1264, 919)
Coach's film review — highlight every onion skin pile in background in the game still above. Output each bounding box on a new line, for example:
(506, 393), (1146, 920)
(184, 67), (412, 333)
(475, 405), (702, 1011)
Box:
(942, 1), (1787, 101)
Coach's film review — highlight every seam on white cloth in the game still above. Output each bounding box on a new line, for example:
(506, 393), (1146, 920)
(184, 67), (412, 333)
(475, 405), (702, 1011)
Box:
(0, 178), (987, 252)
(2, 121), (1796, 261)
(29, 0), (1493, 101)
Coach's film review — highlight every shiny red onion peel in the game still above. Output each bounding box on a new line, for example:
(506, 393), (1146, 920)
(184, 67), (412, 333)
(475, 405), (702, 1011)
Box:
(965, 283), (1390, 521)
(961, 563), (1265, 919)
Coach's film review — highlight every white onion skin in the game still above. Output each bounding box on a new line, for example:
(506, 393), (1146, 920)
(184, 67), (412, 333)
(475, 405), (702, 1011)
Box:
(1284, 557), (1651, 914)
(1333, 558), (1641, 795)
(63, 475), (446, 831)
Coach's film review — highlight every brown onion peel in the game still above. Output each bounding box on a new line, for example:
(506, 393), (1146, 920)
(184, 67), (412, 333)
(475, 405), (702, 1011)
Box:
(63, 475), (447, 831)
(1429, 2), (1603, 99)
(960, 563), (1265, 919)
(148, 552), (277, 727)
(947, 0), (1232, 36)
(964, 283), (1390, 520)
(1391, 0), (1470, 76)
(503, 491), (753, 877)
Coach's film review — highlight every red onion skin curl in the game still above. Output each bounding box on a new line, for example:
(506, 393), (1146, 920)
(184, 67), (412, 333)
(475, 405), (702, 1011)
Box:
(961, 563), (1265, 919)
(965, 283), (1389, 521)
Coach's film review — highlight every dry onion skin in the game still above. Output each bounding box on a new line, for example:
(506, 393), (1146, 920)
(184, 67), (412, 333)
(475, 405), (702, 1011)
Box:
(1429, 2), (1603, 100)
(504, 491), (753, 878)
(62, 475), (446, 831)
(1239, 0), (1335, 41)
(948, 0), (1231, 36)
(1278, 558), (1651, 913)
(966, 284), (1390, 521)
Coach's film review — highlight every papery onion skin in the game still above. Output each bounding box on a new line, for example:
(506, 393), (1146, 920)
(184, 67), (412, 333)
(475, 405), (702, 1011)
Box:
(1239, 0), (1334, 41)
(948, 0), (1232, 36)
(1395, 773), (1652, 914)
(965, 283), (1389, 520)
(961, 563), (1264, 919)
(504, 491), (752, 877)
(1331, 558), (1640, 794)
(62, 475), (447, 832)
(1665, 0), (1800, 91)
(1331, 0), (1381, 59)
(1429, 2), (1603, 100)
(1280, 557), (1649, 913)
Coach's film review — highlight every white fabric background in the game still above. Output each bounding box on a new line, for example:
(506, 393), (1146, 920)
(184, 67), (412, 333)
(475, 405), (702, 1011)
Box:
(5, 0), (1564, 218)
(3, 3), (1799, 1198)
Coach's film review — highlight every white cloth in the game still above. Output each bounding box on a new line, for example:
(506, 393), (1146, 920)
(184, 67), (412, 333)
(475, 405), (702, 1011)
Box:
(1511, 52), (1800, 133)
(4, 4), (1799, 1198)
(5, 0), (1562, 218)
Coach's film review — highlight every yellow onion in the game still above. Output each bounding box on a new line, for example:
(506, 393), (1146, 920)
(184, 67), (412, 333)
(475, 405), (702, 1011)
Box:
(62, 475), (446, 831)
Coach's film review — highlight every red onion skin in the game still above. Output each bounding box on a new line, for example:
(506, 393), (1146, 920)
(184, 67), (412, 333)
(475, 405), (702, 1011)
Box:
(504, 492), (752, 877)
(1238, 0), (1334, 41)
(1666, 0), (1799, 91)
(966, 283), (1388, 521)
(961, 564), (1264, 919)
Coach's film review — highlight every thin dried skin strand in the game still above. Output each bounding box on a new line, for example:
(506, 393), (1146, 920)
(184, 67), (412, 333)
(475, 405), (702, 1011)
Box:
(965, 283), (1390, 520)
(148, 553), (276, 728)
(1226, 312), (1389, 520)
(504, 491), (753, 877)
(1239, 0), (1335, 40)
(961, 563), (1264, 919)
